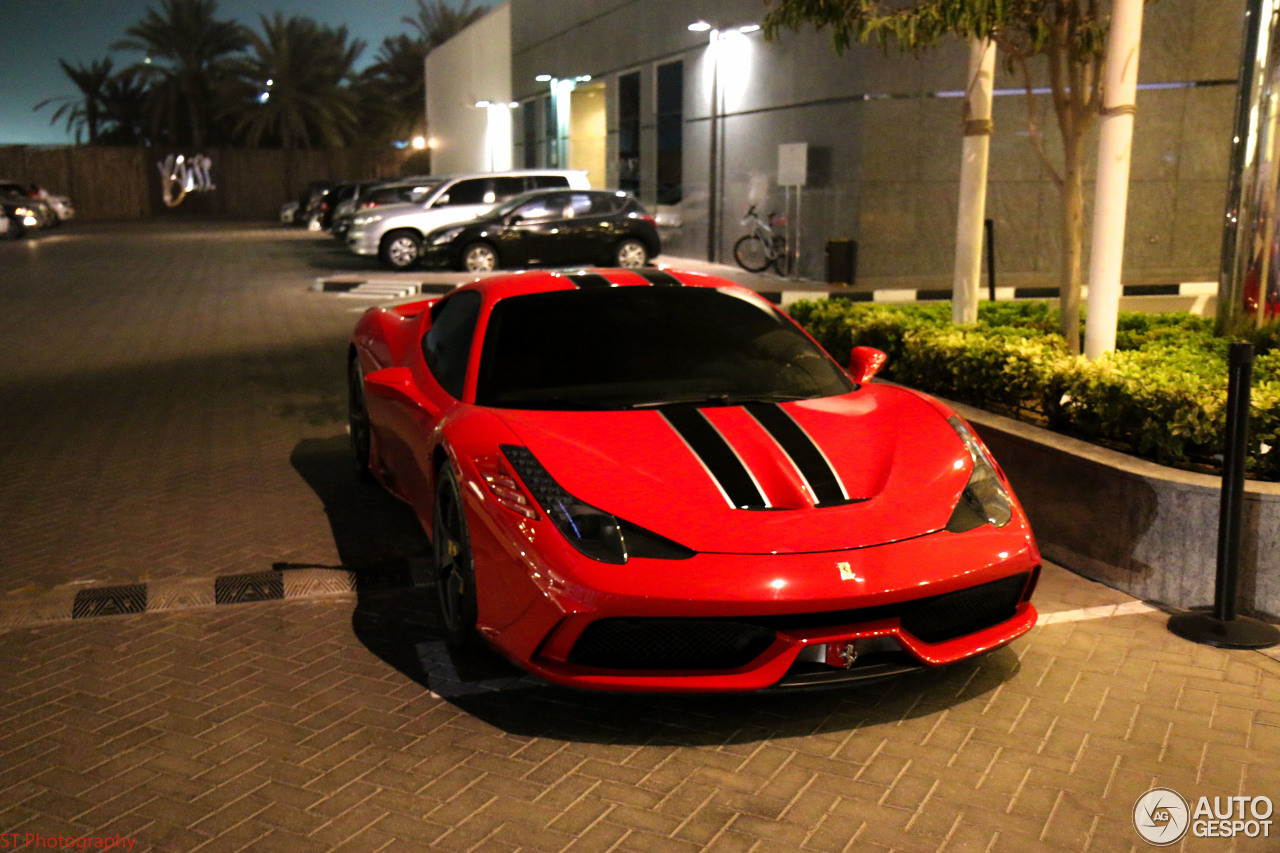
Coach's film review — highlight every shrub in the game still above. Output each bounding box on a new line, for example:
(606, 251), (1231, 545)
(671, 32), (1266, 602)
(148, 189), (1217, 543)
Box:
(790, 299), (1280, 479)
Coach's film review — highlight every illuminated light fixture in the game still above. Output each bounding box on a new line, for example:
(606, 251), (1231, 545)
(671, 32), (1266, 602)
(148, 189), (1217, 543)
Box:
(688, 20), (711, 31)
(738, 23), (761, 34)
(575, 75), (592, 82)
(475, 99), (491, 108)
(411, 136), (426, 150)
(535, 74), (552, 82)
(265, 78), (274, 86)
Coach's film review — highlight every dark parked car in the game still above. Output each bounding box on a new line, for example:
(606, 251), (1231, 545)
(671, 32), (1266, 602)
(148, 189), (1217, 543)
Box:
(423, 189), (660, 272)
(331, 178), (439, 243)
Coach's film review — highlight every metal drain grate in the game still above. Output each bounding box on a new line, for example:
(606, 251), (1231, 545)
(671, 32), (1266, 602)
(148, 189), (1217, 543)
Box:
(214, 572), (284, 605)
(72, 584), (147, 618)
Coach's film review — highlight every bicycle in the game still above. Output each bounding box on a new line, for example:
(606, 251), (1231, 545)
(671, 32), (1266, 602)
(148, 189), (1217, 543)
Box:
(733, 204), (788, 274)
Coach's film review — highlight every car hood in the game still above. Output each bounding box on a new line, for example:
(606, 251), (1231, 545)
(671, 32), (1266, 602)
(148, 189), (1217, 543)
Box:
(495, 385), (973, 555)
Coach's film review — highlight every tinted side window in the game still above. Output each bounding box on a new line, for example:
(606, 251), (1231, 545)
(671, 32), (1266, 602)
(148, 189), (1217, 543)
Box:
(423, 291), (482, 398)
(587, 193), (624, 216)
(492, 177), (528, 201)
(437, 179), (489, 207)
(530, 174), (570, 190)
(517, 194), (567, 222)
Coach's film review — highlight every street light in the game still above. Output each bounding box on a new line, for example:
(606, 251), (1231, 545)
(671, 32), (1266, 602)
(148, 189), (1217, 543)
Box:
(689, 20), (759, 263)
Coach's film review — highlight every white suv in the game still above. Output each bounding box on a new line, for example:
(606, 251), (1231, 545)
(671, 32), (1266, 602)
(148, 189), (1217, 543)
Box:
(346, 170), (590, 270)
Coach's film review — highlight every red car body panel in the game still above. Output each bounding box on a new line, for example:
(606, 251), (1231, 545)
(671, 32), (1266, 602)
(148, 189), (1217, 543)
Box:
(350, 268), (1040, 692)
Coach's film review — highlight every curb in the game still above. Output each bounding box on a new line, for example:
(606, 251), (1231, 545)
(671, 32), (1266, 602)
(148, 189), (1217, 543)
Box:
(0, 567), (424, 629)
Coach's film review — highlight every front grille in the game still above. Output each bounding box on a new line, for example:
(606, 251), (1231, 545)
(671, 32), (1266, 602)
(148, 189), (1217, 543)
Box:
(899, 573), (1030, 643)
(567, 571), (1032, 672)
(569, 619), (776, 670)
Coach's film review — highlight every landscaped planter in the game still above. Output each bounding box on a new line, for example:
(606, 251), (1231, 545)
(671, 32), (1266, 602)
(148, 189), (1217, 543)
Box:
(950, 399), (1280, 621)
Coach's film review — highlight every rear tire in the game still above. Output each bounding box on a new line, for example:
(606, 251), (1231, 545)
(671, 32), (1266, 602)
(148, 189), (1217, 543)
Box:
(348, 358), (373, 483)
(615, 238), (649, 269)
(434, 466), (480, 648)
(733, 235), (770, 272)
(380, 230), (422, 270)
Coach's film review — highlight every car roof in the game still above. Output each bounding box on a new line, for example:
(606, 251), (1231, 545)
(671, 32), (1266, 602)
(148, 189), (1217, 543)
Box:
(446, 268), (770, 308)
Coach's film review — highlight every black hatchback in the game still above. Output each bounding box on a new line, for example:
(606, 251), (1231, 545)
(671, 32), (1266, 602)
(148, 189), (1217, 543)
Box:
(422, 189), (661, 272)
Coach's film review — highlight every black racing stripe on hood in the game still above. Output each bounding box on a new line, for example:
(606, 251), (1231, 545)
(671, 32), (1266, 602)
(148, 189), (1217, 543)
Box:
(661, 407), (767, 509)
(567, 272), (613, 289)
(744, 402), (850, 506)
(633, 269), (683, 287)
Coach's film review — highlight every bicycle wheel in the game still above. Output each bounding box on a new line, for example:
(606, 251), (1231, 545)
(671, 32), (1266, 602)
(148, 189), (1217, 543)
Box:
(734, 234), (771, 272)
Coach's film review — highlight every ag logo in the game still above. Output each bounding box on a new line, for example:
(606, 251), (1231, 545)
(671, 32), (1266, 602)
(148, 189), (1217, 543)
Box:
(1134, 788), (1190, 845)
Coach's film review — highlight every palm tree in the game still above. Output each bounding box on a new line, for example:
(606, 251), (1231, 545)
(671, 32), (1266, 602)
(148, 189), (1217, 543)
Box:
(34, 58), (116, 145)
(355, 34), (430, 144)
(225, 14), (365, 149)
(404, 0), (488, 50)
(351, 0), (488, 146)
(112, 0), (249, 146)
(99, 69), (153, 145)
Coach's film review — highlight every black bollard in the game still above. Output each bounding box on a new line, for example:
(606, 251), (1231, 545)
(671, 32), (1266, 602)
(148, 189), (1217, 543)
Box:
(1168, 342), (1280, 648)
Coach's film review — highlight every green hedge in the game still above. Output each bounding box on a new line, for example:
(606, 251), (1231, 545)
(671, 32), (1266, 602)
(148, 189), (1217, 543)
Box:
(789, 299), (1280, 480)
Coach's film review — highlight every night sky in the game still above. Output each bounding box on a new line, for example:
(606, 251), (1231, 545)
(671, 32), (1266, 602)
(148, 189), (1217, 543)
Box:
(0, 0), (482, 145)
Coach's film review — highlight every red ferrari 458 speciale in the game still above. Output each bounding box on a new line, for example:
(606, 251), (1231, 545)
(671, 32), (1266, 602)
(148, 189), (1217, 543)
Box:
(348, 267), (1039, 692)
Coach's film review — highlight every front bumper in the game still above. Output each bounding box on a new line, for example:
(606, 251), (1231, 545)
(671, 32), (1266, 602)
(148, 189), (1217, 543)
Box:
(474, 509), (1041, 693)
(346, 225), (380, 256)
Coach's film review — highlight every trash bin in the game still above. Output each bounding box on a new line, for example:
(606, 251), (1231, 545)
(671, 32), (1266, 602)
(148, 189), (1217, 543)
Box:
(825, 239), (857, 286)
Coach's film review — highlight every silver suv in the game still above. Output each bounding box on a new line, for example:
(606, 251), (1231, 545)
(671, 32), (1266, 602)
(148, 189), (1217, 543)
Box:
(346, 170), (590, 270)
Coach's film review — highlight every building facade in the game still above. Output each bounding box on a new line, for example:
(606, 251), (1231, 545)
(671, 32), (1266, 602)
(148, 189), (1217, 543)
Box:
(427, 0), (1243, 285)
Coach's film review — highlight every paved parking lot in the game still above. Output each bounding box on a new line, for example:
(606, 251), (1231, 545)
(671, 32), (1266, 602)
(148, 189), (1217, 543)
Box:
(0, 222), (1277, 852)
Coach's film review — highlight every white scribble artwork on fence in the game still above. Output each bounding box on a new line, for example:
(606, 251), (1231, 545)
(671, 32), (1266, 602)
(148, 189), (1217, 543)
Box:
(157, 154), (215, 207)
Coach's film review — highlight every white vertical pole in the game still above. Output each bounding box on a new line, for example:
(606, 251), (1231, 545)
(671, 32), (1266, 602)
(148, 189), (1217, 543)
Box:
(953, 38), (996, 325)
(1085, 0), (1145, 360)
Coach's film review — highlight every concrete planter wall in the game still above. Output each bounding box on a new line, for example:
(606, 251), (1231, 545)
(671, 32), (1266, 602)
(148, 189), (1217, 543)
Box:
(954, 400), (1280, 621)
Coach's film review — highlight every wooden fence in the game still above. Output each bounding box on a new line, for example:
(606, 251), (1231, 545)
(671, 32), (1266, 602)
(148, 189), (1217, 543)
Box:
(0, 145), (421, 221)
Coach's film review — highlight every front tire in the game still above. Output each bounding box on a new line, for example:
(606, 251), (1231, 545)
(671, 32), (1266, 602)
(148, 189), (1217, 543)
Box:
(348, 358), (373, 483)
(733, 235), (770, 272)
(380, 230), (422, 270)
(461, 241), (498, 272)
(434, 466), (479, 648)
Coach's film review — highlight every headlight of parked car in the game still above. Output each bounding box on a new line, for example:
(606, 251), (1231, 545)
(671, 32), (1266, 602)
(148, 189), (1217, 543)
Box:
(430, 227), (464, 246)
(945, 415), (1013, 533)
(353, 214), (382, 226)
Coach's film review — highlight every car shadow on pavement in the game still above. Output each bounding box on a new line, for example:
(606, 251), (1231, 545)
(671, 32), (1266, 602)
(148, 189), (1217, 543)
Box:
(292, 434), (1020, 746)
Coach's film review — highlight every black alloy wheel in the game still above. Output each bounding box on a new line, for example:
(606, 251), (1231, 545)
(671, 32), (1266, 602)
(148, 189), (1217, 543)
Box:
(434, 466), (480, 647)
(348, 358), (373, 482)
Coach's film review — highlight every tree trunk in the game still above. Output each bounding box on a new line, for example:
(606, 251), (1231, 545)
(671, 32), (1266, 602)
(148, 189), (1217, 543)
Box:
(953, 38), (996, 325)
(1059, 138), (1086, 354)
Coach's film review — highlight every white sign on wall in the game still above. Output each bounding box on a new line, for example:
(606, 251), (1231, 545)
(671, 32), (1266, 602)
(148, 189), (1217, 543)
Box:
(778, 142), (808, 187)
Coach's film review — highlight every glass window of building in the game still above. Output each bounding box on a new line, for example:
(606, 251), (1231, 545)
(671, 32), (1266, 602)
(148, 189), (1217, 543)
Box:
(618, 71), (641, 193)
(656, 61), (683, 205)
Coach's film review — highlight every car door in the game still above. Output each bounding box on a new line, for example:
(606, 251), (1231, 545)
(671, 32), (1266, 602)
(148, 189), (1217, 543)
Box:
(496, 194), (569, 267)
(550, 193), (618, 265)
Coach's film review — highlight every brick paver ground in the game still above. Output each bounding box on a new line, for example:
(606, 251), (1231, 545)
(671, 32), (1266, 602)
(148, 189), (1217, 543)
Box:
(1, 222), (1277, 852)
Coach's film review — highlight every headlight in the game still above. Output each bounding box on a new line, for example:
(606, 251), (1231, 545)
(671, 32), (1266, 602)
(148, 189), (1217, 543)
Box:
(353, 214), (382, 226)
(500, 445), (694, 564)
(431, 226), (464, 246)
(945, 416), (1013, 532)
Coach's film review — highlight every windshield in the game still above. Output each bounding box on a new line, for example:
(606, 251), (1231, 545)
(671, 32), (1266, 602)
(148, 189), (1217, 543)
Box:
(475, 287), (853, 410)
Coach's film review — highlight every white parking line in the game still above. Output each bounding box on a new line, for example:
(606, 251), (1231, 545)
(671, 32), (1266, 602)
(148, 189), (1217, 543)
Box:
(1037, 600), (1158, 625)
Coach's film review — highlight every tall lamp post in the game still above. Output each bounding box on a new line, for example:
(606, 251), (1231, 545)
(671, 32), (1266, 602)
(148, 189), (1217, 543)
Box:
(690, 21), (759, 264)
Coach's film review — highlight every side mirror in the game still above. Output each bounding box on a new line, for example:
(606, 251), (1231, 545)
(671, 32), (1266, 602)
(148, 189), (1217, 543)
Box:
(848, 346), (888, 384)
(507, 213), (523, 226)
(364, 367), (440, 415)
